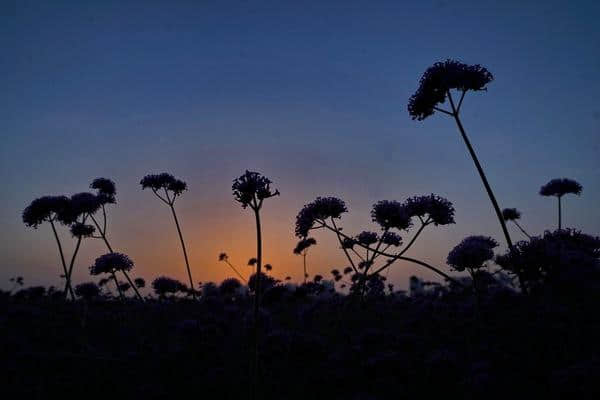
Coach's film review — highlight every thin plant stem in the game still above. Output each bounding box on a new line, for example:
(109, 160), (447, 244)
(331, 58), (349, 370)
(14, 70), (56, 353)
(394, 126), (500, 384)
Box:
(329, 218), (358, 274)
(49, 219), (75, 300)
(168, 203), (196, 299)
(303, 252), (307, 284)
(512, 221), (532, 240)
(558, 196), (562, 230)
(89, 214), (144, 301)
(226, 260), (247, 282)
(111, 271), (124, 300)
(252, 205), (262, 399)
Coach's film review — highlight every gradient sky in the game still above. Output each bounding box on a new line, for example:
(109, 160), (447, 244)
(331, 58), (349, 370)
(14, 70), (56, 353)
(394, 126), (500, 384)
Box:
(2, 0), (599, 292)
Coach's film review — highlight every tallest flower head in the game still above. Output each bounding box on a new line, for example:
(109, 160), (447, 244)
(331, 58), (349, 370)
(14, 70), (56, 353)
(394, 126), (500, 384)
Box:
(408, 59), (493, 120)
(232, 170), (279, 209)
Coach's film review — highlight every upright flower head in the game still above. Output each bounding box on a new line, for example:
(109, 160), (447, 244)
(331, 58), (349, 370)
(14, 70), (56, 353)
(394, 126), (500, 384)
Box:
(502, 208), (521, 221)
(22, 195), (70, 228)
(140, 173), (188, 197)
(539, 178), (583, 198)
(293, 237), (317, 254)
(356, 231), (378, 246)
(232, 170), (279, 209)
(404, 194), (455, 225)
(74, 282), (101, 300)
(70, 223), (96, 238)
(447, 235), (498, 272)
(381, 231), (402, 247)
(218, 252), (229, 262)
(152, 276), (187, 296)
(90, 178), (116, 204)
(371, 200), (412, 231)
(408, 59), (493, 120)
(295, 197), (347, 238)
(90, 252), (134, 275)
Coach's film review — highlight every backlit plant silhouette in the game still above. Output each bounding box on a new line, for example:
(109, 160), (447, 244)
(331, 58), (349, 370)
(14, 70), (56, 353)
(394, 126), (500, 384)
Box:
(539, 178), (583, 230)
(87, 179), (143, 301)
(23, 195), (77, 299)
(232, 170), (279, 397)
(295, 194), (463, 297)
(89, 252), (135, 300)
(293, 237), (316, 284)
(141, 173), (195, 298)
(409, 60), (516, 262)
(502, 208), (531, 239)
(219, 252), (247, 282)
(447, 235), (498, 305)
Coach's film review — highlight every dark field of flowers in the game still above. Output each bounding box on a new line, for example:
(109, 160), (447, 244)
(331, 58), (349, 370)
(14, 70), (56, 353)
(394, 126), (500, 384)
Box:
(6, 60), (600, 399)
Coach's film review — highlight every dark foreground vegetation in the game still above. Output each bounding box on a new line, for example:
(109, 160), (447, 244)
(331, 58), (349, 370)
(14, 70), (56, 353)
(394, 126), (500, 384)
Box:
(2, 278), (599, 399)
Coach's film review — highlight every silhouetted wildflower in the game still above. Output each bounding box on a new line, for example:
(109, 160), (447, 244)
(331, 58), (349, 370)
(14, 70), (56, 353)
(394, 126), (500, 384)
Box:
(540, 178), (583, 229)
(118, 282), (131, 292)
(134, 278), (146, 288)
(343, 267), (353, 275)
(447, 236), (498, 272)
(248, 272), (277, 292)
(90, 253), (134, 275)
(540, 178), (583, 197)
(381, 232), (402, 247)
(219, 252), (228, 261)
(140, 173), (188, 196)
(22, 196), (70, 228)
(90, 178), (116, 204)
(248, 258), (258, 266)
(293, 237), (317, 254)
(371, 200), (412, 231)
(356, 231), (378, 246)
(70, 223), (95, 238)
(232, 170), (279, 209)
(152, 276), (187, 297)
(219, 278), (242, 295)
(265, 264), (273, 272)
(404, 194), (455, 225)
(502, 208), (521, 221)
(295, 197), (347, 237)
(74, 282), (101, 300)
(313, 275), (323, 283)
(341, 237), (356, 249)
(408, 59), (493, 120)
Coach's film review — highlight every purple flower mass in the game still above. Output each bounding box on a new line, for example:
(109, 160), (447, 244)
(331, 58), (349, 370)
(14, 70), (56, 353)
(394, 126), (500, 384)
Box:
(90, 252), (134, 275)
(447, 235), (498, 272)
(408, 59), (493, 120)
(295, 197), (348, 238)
(140, 173), (188, 196)
(370, 200), (412, 231)
(539, 178), (583, 197)
(502, 208), (521, 221)
(22, 196), (70, 228)
(232, 170), (279, 209)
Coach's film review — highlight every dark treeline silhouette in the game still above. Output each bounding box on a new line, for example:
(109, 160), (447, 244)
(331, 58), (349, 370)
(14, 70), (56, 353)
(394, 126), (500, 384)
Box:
(9, 59), (599, 399)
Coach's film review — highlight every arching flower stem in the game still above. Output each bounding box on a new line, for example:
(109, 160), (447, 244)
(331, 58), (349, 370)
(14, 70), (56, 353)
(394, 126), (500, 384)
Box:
(88, 214), (144, 301)
(512, 220), (532, 240)
(225, 259), (247, 283)
(163, 188), (196, 299)
(49, 218), (75, 300)
(330, 218), (359, 274)
(63, 215), (88, 297)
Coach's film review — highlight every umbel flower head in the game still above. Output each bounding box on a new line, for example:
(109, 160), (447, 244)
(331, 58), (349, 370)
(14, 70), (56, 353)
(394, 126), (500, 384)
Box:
(371, 200), (412, 231)
(64, 192), (102, 222)
(140, 173), (188, 196)
(152, 276), (187, 296)
(502, 208), (521, 221)
(381, 231), (402, 247)
(74, 282), (101, 300)
(539, 178), (583, 198)
(90, 177), (116, 204)
(295, 197), (348, 238)
(293, 237), (317, 254)
(232, 170), (279, 209)
(408, 59), (493, 120)
(22, 195), (70, 228)
(218, 252), (229, 262)
(404, 194), (456, 226)
(70, 223), (96, 238)
(356, 231), (378, 246)
(447, 235), (498, 272)
(90, 252), (134, 275)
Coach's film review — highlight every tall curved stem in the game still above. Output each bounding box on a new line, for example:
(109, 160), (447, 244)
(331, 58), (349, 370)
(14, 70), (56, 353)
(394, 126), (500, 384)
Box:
(558, 196), (562, 230)
(49, 219), (74, 300)
(252, 207), (262, 399)
(169, 204), (196, 299)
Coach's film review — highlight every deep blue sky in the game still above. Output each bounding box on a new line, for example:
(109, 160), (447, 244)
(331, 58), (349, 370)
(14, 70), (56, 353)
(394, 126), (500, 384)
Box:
(2, 0), (599, 290)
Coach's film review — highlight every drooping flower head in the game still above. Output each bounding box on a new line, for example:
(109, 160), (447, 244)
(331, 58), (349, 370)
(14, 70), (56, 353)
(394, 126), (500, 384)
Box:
(371, 200), (412, 231)
(232, 170), (279, 209)
(248, 257), (258, 266)
(140, 173), (188, 197)
(356, 231), (378, 246)
(404, 194), (455, 226)
(152, 276), (187, 296)
(90, 178), (116, 205)
(381, 231), (402, 247)
(502, 208), (521, 221)
(293, 237), (317, 254)
(89, 252), (134, 275)
(539, 178), (583, 198)
(447, 235), (498, 272)
(70, 223), (96, 238)
(295, 197), (347, 238)
(22, 195), (70, 228)
(408, 59), (494, 120)
(134, 278), (146, 288)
